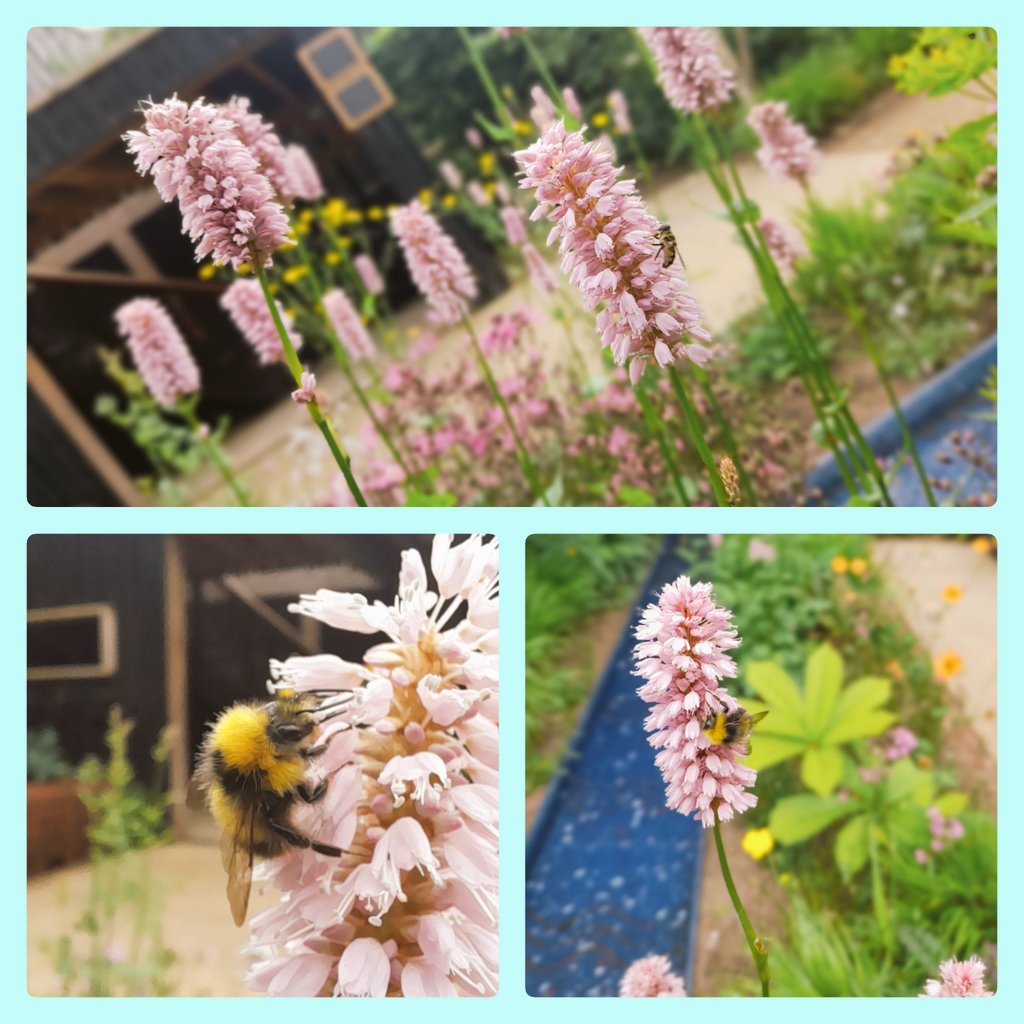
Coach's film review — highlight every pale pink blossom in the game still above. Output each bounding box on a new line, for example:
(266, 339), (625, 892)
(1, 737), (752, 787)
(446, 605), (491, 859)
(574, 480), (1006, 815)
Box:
(390, 201), (478, 325)
(291, 370), (317, 404)
(439, 160), (463, 191)
(218, 95), (292, 199)
(521, 243), (558, 294)
(562, 86), (583, 121)
(746, 539), (776, 563)
(640, 28), (735, 115)
(465, 126), (483, 150)
(747, 101), (820, 183)
(530, 85), (557, 130)
(922, 957), (992, 997)
(634, 575), (756, 826)
(353, 253), (386, 296)
(880, 726), (918, 762)
(467, 180), (491, 207)
(114, 297), (199, 407)
(757, 214), (807, 273)
(500, 205), (528, 246)
(620, 954), (687, 997)
(323, 288), (376, 362)
(608, 89), (633, 134)
(516, 120), (712, 379)
(220, 278), (303, 364)
(283, 144), (326, 202)
(250, 536), (499, 996)
(125, 95), (290, 268)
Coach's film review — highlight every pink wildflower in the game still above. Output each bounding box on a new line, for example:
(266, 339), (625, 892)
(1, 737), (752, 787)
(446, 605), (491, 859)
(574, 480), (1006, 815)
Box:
(323, 288), (376, 362)
(516, 120), (712, 379)
(467, 180), (491, 207)
(608, 89), (633, 134)
(439, 160), (463, 191)
(880, 726), (918, 762)
(562, 86), (583, 121)
(500, 205), (528, 246)
(757, 214), (807, 274)
(640, 28), (735, 115)
(218, 95), (292, 199)
(291, 370), (317, 404)
(746, 539), (776, 563)
(922, 957), (993, 997)
(114, 297), (199, 407)
(353, 253), (386, 296)
(250, 535), (499, 997)
(633, 575), (755, 826)
(747, 101), (820, 183)
(220, 278), (303, 365)
(125, 96), (290, 269)
(390, 201), (478, 325)
(619, 955), (687, 997)
(522, 243), (558, 294)
(283, 144), (326, 202)
(465, 126), (483, 150)
(530, 85), (557, 130)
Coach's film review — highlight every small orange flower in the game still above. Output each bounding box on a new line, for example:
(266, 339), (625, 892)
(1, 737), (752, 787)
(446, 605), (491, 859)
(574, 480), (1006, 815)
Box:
(831, 555), (850, 574)
(885, 659), (905, 681)
(970, 537), (994, 554)
(934, 651), (964, 682)
(942, 584), (964, 603)
(849, 557), (868, 577)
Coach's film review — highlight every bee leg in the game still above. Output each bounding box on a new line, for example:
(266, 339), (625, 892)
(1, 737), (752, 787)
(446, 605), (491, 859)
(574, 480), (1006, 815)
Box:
(301, 744), (328, 760)
(296, 779), (329, 804)
(267, 818), (342, 858)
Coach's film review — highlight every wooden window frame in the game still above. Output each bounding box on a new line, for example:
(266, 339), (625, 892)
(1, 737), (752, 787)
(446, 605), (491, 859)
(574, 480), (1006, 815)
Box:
(27, 602), (120, 681)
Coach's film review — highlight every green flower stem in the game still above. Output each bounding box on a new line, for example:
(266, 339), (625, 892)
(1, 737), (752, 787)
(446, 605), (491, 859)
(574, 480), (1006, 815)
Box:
(456, 27), (517, 137)
(635, 382), (691, 506)
(667, 365), (730, 506)
(179, 405), (251, 507)
(519, 32), (573, 123)
(691, 364), (758, 506)
(254, 265), (368, 507)
(464, 316), (551, 505)
(713, 819), (771, 997)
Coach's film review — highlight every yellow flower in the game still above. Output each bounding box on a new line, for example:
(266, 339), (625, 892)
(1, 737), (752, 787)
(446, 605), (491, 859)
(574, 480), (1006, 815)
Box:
(831, 555), (850, 574)
(849, 557), (868, 577)
(407, 326), (422, 339)
(934, 651), (964, 682)
(514, 119), (533, 136)
(344, 209), (363, 224)
(294, 222), (310, 236)
(478, 152), (496, 177)
(237, 261), (252, 275)
(778, 872), (792, 886)
(298, 208), (314, 225)
(565, 546), (578, 557)
(337, 235), (352, 249)
(484, 181), (497, 197)
(592, 111), (610, 128)
(442, 193), (458, 209)
(282, 265), (309, 285)
(321, 198), (347, 226)
(942, 584), (964, 604)
(970, 536), (994, 554)
(418, 188), (434, 207)
(198, 263), (216, 280)
(268, 282), (279, 295)
(741, 828), (774, 861)
(367, 205), (385, 221)
(325, 251), (341, 266)
(384, 330), (398, 344)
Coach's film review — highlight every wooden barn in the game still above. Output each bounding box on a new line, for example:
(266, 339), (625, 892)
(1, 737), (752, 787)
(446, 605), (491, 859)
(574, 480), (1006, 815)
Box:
(27, 28), (504, 506)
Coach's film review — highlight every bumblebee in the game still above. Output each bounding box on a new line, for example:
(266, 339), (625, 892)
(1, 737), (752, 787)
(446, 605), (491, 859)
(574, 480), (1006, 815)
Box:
(702, 707), (769, 753)
(655, 223), (685, 270)
(195, 692), (353, 925)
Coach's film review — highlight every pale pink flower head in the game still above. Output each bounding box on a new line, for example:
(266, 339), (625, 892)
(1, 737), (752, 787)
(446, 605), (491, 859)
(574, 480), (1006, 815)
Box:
(757, 214), (807, 274)
(353, 253), (386, 297)
(291, 370), (317, 404)
(747, 101), (820, 183)
(114, 297), (199, 407)
(283, 144), (326, 202)
(125, 95), (290, 269)
(515, 120), (712, 379)
(922, 957), (993, 997)
(880, 725), (918, 762)
(561, 86), (583, 121)
(439, 160), (463, 191)
(323, 288), (376, 362)
(249, 535), (499, 997)
(640, 28), (735, 115)
(633, 575), (755, 827)
(522, 243), (558, 294)
(390, 201), (478, 325)
(218, 95), (292, 199)
(467, 180), (491, 207)
(608, 89), (633, 134)
(500, 205), (528, 246)
(465, 126), (484, 150)
(220, 278), (303, 365)
(619, 955), (687, 997)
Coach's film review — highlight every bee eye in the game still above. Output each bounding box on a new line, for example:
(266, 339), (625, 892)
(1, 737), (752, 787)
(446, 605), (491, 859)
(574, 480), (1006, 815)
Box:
(275, 723), (305, 742)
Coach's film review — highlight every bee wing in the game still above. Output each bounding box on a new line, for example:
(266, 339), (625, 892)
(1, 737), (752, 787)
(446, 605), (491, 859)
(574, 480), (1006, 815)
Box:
(749, 710), (770, 727)
(220, 804), (256, 927)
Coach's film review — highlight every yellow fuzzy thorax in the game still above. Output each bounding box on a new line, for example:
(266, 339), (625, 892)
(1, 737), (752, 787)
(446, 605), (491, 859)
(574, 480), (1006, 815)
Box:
(704, 713), (728, 746)
(211, 704), (305, 794)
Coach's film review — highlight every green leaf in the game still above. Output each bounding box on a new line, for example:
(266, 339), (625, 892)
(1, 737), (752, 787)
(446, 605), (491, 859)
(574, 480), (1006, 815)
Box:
(744, 733), (807, 771)
(804, 643), (843, 737)
(834, 813), (869, 881)
(824, 675), (892, 743)
(770, 793), (853, 844)
(801, 746), (844, 796)
(745, 660), (806, 727)
(935, 791), (968, 817)
(617, 485), (654, 507)
(885, 759), (936, 806)
(404, 488), (457, 507)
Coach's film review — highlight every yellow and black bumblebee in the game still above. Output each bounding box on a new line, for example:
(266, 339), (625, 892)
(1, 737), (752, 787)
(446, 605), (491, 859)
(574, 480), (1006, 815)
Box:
(195, 691), (353, 925)
(655, 223), (685, 270)
(701, 706), (769, 753)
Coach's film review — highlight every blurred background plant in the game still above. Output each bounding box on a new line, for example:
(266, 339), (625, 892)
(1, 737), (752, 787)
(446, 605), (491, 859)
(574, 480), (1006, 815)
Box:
(28, 726), (71, 783)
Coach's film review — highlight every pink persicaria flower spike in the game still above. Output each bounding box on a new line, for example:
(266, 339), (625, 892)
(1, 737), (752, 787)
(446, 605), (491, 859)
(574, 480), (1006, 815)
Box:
(562, 86), (583, 121)
(220, 278), (303, 365)
(125, 96), (290, 269)
(439, 160), (463, 191)
(353, 253), (386, 297)
(114, 297), (200, 407)
(619, 955), (687, 997)
(922, 956), (993, 997)
(247, 535), (499, 997)
(390, 201), (478, 326)
(633, 575), (755, 827)
(467, 181), (491, 207)
(522, 243), (558, 294)
(283, 144), (326, 202)
(640, 28), (735, 115)
(291, 370), (317, 404)
(218, 95), (293, 200)
(757, 214), (807, 274)
(608, 89), (633, 134)
(500, 205), (528, 246)
(515, 120), (712, 380)
(323, 288), (376, 362)
(747, 101), (820, 183)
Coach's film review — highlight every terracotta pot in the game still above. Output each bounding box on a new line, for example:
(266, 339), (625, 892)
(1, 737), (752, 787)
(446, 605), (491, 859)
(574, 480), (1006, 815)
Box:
(26, 778), (89, 876)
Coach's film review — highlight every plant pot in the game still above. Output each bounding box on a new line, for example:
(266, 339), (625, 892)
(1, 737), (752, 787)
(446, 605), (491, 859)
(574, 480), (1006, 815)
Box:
(27, 778), (89, 876)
